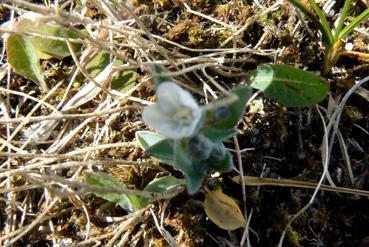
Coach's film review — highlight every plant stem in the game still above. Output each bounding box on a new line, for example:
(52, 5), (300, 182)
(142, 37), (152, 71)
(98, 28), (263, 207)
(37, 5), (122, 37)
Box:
(322, 40), (343, 76)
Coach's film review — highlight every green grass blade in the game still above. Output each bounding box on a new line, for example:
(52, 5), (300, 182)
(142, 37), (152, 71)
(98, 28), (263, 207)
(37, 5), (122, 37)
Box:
(308, 0), (334, 45)
(338, 7), (369, 40)
(288, 0), (334, 45)
(333, 0), (352, 41)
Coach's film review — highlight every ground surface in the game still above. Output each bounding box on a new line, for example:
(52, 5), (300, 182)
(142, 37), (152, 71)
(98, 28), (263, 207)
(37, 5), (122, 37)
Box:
(0, 0), (369, 246)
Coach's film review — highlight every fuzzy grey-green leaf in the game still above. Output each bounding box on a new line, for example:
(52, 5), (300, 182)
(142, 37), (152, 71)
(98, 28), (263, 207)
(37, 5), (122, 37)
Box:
(144, 176), (185, 193)
(136, 131), (174, 162)
(84, 171), (135, 212)
(174, 139), (207, 194)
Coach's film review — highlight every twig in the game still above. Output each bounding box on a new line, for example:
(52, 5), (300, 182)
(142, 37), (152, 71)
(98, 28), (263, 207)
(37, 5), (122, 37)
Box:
(0, 105), (141, 124)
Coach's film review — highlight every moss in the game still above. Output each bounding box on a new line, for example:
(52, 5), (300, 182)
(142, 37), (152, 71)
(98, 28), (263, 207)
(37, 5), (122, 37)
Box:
(164, 21), (197, 41)
(165, 199), (208, 246)
(154, 0), (172, 9)
(214, 4), (230, 20)
(287, 226), (301, 247)
(188, 26), (206, 46)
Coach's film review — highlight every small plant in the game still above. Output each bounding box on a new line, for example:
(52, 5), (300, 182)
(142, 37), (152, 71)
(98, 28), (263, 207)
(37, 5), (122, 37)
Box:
(288, 0), (369, 75)
(85, 64), (328, 229)
(138, 64), (329, 194)
(138, 70), (252, 194)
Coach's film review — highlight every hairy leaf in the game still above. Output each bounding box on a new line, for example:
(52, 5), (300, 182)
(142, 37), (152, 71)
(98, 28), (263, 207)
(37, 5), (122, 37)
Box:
(174, 139), (207, 194)
(202, 86), (251, 142)
(136, 131), (174, 162)
(144, 176), (185, 193)
(84, 171), (136, 212)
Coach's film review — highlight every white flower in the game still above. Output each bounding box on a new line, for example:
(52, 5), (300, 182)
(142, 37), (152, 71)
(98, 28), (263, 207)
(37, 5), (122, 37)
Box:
(142, 82), (202, 139)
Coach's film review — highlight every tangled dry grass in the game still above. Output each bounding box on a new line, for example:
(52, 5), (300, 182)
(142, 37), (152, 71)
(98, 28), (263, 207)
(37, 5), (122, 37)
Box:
(0, 0), (369, 246)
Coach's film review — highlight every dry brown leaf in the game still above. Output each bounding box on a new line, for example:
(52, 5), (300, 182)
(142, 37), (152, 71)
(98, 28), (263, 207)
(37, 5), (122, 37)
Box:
(204, 189), (245, 230)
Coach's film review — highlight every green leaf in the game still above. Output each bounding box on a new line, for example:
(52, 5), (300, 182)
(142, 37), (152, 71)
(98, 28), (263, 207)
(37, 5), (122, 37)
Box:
(111, 70), (136, 93)
(201, 86), (251, 142)
(333, 0), (352, 41)
(174, 140), (207, 194)
(307, 0), (334, 45)
(136, 131), (174, 160)
(6, 34), (48, 92)
(144, 176), (185, 193)
(86, 51), (111, 78)
(136, 131), (167, 150)
(84, 171), (136, 212)
(136, 176), (185, 207)
(14, 14), (81, 59)
(249, 64), (329, 107)
(145, 140), (174, 161)
(84, 51), (136, 93)
(206, 86), (251, 129)
(127, 194), (148, 210)
(287, 0), (332, 45)
(338, 7), (369, 40)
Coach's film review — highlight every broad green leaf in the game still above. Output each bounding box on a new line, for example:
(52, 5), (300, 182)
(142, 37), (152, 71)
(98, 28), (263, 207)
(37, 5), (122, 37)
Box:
(6, 34), (48, 92)
(14, 13), (81, 59)
(127, 194), (148, 210)
(202, 86), (251, 141)
(204, 189), (245, 230)
(249, 65), (329, 107)
(111, 70), (136, 93)
(86, 51), (110, 78)
(136, 131), (166, 150)
(174, 139), (207, 194)
(136, 131), (174, 161)
(144, 176), (185, 193)
(85, 51), (136, 93)
(84, 171), (135, 212)
(145, 140), (174, 161)
(133, 176), (185, 207)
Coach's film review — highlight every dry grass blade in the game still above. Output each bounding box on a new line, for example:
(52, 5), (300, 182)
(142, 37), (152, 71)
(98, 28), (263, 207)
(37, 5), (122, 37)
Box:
(233, 176), (369, 197)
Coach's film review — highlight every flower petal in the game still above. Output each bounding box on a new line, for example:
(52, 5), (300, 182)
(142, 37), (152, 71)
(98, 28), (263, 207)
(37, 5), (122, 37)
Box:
(142, 104), (172, 130)
(157, 82), (200, 112)
(142, 104), (188, 139)
(160, 121), (194, 139)
(177, 86), (199, 109)
(156, 82), (183, 114)
(143, 82), (203, 139)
